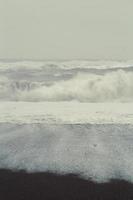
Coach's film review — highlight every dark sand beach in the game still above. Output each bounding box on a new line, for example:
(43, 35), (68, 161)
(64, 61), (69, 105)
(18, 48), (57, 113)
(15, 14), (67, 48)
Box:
(0, 169), (133, 200)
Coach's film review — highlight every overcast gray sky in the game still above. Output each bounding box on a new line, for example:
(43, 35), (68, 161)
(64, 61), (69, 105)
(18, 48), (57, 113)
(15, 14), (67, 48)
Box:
(0, 0), (133, 60)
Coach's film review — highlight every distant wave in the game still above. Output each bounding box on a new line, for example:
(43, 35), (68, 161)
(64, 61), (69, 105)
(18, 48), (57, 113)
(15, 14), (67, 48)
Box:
(1, 70), (133, 102)
(0, 60), (133, 70)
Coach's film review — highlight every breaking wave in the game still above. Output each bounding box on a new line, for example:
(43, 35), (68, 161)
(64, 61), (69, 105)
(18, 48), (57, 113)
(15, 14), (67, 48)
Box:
(1, 70), (133, 102)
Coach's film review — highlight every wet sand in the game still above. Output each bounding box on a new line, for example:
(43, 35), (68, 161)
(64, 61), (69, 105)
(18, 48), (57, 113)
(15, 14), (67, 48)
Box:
(0, 169), (133, 200)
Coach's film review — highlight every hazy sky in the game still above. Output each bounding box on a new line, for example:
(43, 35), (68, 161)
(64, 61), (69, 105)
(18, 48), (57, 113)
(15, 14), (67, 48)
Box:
(0, 0), (133, 60)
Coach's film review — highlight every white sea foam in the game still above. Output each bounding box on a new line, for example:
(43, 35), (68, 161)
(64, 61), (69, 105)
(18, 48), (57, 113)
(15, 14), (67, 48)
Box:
(0, 102), (133, 124)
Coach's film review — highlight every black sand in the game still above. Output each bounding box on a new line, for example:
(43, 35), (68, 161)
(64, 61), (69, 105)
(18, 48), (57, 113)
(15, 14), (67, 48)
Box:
(0, 170), (133, 200)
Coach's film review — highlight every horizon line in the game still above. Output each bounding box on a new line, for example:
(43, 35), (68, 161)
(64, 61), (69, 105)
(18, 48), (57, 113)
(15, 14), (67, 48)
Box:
(0, 58), (132, 62)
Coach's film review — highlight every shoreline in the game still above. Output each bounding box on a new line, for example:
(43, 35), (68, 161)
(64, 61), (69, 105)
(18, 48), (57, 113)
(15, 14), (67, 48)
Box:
(0, 169), (133, 200)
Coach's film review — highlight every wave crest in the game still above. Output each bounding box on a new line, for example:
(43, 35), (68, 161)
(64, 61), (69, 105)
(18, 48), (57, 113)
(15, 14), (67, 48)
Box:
(0, 70), (133, 102)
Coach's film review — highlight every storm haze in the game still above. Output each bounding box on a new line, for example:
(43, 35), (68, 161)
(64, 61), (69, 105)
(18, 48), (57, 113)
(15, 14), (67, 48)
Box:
(0, 0), (133, 60)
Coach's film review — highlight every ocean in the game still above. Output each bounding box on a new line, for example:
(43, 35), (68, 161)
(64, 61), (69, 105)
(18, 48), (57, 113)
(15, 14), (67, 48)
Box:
(0, 60), (133, 199)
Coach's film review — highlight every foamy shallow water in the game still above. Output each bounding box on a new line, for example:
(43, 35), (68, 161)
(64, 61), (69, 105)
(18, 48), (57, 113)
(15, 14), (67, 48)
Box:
(0, 123), (133, 183)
